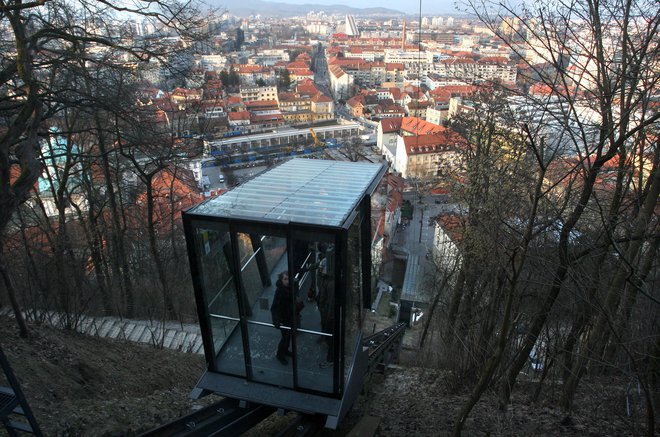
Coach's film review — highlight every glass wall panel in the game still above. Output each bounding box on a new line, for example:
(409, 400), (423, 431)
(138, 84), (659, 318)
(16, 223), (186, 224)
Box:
(237, 233), (294, 387)
(292, 235), (337, 394)
(262, 236), (287, 273)
(193, 227), (245, 376)
(343, 211), (363, 383)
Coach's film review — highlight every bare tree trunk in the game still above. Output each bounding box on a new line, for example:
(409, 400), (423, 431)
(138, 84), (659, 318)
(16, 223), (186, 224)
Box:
(604, 235), (660, 365)
(0, 250), (29, 338)
(444, 266), (466, 338)
(95, 120), (135, 318)
(560, 254), (605, 383)
(420, 271), (454, 348)
(452, 267), (514, 436)
(70, 191), (112, 315)
(17, 208), (50, 311)
(145, 176), (177, 320)
(561, 160), (659, 409)
(500, 145), (618, 407)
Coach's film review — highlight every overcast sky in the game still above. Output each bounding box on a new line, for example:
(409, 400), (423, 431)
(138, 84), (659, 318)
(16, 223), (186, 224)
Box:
(270, 0), (459, 15)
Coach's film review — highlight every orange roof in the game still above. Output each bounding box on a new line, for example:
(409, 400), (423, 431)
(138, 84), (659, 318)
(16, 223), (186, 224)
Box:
(408, 100), (433, 109)
(328, 57), (365, 68)
(380, 118), (403, 133)
(234, 64), (273, 74)
(430, 85), (478, 103)
(385, 63), (404, 71)
(291, 69), (314, 77)
(387, 172), (406, 191)
(245, 99), (279, 109)
(136, 167), (203, 232)
(435, 213), (464, 243)
(479, 56), (510, 63)
(172, 87), (202, 97)
(296, 78), (319, 90)
(278, 92), (301, 102)
(441, 57), (476, 65)
(311, 94), (333, 103)
(228, 111), (250, 121)
(403, 131), (464, 155)
(347, 95), (365, 107)
(400, 116), (444, 135)
(226, 96), (243, 104)
(287, 61), (310, 69)
(250, 113), (284, 123)
(386, 189), (403, 213)
(328, 64), (346, 78)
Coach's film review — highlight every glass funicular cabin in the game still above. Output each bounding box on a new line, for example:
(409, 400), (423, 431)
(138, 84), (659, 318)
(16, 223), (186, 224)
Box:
(182, 158), (386, 428)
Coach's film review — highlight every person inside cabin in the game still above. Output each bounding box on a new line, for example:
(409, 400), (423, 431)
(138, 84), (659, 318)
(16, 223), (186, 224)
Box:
(271, 271), (294, 365)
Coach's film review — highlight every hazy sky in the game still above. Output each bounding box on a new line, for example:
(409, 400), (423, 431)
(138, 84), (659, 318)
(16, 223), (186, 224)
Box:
(270, 0), (459, 15)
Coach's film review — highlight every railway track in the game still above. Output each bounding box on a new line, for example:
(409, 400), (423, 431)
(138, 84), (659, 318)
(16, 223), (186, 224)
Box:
(141, 322), (406, 436)
(139, 398), (275, 437)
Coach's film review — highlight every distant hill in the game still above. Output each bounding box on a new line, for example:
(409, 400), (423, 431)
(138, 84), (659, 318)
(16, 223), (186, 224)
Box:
(208, 0), (404, 17)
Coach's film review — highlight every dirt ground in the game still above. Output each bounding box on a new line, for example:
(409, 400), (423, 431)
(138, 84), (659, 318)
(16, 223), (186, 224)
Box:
(0, 315), (648, 436)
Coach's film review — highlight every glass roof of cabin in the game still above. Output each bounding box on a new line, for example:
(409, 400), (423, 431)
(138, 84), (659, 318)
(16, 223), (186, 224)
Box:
(189, 158), (385, 227)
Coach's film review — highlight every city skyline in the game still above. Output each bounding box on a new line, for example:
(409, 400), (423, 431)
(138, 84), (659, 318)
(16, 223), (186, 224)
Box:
(259, 0), (458, 15)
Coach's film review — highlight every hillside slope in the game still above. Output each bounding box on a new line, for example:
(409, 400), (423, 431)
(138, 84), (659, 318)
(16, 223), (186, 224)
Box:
(0, 316), (639, 436)
(0, 316), (208, 436)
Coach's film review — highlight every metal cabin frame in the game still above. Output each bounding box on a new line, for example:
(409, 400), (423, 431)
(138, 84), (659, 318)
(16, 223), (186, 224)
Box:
(182, 158), (386, 428)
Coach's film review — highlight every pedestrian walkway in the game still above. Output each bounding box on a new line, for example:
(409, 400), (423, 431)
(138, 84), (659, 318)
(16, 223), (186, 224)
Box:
(389, 196), (439, 307)
(0, 308), (204, 354)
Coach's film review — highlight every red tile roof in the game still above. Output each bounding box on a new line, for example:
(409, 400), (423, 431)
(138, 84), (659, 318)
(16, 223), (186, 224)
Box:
(400, 116), (444, 135)
(435, 213), (464, 243)
(226, 96), (243, 105)
(245, 100), (279, 109)
(250, 113), (284, 123)
(385, 63), (404, 71)
(402, 131), (465, 155)
(311, 94), (333, 103)
(228, 111), (250, 121)
(380, 118), (403, 133)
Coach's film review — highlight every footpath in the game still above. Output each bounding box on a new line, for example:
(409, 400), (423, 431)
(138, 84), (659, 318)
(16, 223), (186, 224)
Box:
(0, 307), (204, 354)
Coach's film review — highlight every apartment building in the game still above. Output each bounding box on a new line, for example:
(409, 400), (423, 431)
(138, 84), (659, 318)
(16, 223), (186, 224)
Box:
(426, 103), (449, 125)
(170, 87), (203, 109)
(377, 116), (445, 163)
(278, 80), (334, 125)
(199, 54), (229, 71)
(432, 57), (517, 84)
(234, 64), (277, 85)
(240, 85), (279, 103)
(278, 91), (312, 124)
(384, 50), (435, 66)
(252, 49), (290, 66)
(394, 132), (463, 179)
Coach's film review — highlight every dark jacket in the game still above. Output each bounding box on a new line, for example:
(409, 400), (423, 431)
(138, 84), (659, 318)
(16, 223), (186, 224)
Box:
(271, 279), (293, 327)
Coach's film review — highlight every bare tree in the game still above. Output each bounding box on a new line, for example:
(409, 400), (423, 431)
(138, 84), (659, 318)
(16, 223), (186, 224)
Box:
(449, 0), (660, 433)
(342, 136), (363, 162)
(0, 0), (208, 333)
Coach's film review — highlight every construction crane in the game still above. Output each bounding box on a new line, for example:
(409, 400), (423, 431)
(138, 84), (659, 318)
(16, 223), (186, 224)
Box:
(309, 128), (325, 147)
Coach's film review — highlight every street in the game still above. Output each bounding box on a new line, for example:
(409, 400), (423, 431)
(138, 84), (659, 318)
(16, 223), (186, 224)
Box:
(201, 165), (267, 191)
(391, 193), (460, 306)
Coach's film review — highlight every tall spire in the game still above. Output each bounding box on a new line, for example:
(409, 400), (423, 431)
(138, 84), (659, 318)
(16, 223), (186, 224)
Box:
(402, 20), (406, 50)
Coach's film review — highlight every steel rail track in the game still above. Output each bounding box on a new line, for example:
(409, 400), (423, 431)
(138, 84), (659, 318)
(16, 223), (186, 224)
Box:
(141, 322), (406, 436)
(139, 398), (275, 437)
